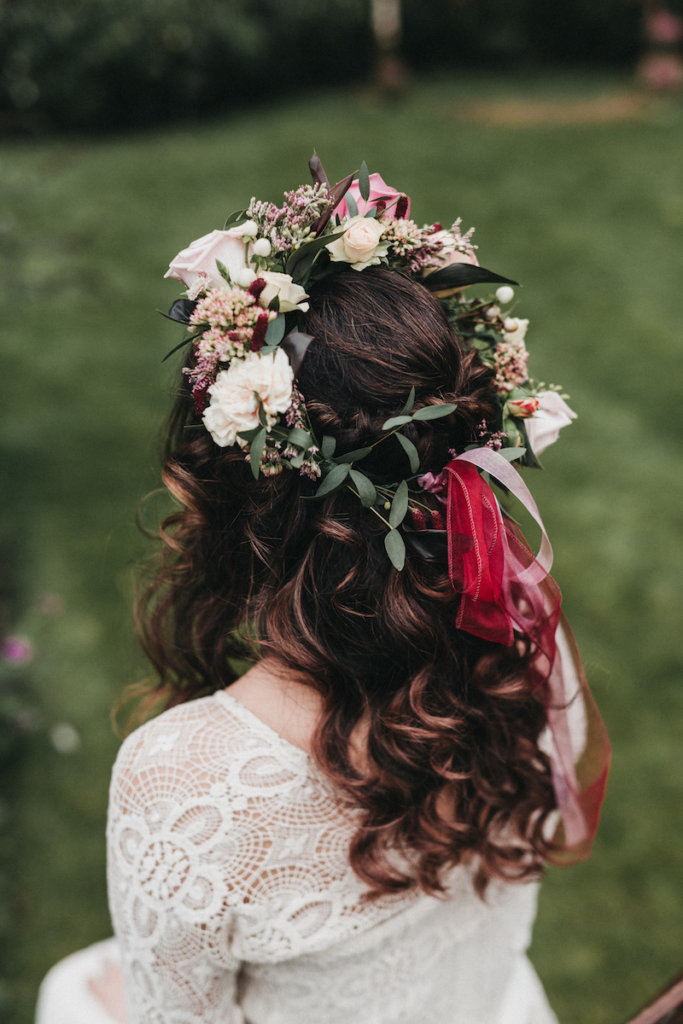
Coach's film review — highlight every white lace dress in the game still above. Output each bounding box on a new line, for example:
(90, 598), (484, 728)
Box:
(36, 691), (559, 1024)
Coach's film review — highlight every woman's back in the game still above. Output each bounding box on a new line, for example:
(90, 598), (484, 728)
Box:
(108, 683), (557, 1024)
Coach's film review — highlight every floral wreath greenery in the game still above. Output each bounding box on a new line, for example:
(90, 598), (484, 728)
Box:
(164, 155), (575, 570)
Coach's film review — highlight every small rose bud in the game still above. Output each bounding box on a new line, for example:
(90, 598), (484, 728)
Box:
(507, 397), (540, 419)
(252, 238), (272, 258)
(495, 285), (515, 304)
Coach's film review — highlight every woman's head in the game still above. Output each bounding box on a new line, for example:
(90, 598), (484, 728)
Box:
(138, 263), (556, 899)
(296, 267), (498, 480)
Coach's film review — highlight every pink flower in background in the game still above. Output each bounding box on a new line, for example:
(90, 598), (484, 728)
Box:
(2, 636), (33, 664)
(638, 52), (683, 91)
(525, 391), (577, 455)
(645, 8), (683, 45)
(334, 172), (410, 221)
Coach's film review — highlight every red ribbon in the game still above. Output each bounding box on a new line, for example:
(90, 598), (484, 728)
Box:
(443, 449), (611, 861)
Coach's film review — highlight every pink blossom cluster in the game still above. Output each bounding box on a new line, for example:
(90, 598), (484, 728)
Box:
(184, 285), (274, 413)
(247, 183), (329, 253)
(380, 218), (436, 272)
(284, 386), (321, 479)
(492, 335), (529, 393)
(380, 217), (477, 274)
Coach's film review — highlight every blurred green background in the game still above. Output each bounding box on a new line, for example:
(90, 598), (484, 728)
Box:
(2, 3), (683, 1023)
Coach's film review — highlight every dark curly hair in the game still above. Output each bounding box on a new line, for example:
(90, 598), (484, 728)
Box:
(134, 267), (557, 898)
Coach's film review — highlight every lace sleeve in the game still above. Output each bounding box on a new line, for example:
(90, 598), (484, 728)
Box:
(106, 722), (245, 1024)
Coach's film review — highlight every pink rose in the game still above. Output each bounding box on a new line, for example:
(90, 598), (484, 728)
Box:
(164, 222), (259, 293)
(507, 397), (540, 419)
(333, 172), (410, 221)
(525, 391), (577, 455)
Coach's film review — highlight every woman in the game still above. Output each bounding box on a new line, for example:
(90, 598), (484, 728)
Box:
(37, 162), (609, 1024)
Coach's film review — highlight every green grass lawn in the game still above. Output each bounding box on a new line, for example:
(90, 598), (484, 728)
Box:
(2, 72), (682, 1023)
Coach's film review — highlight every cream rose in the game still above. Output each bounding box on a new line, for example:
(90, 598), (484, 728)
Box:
(326, 216), (389, 271)
(202, 349), (294, 448)
(525, 391), (577, 455)
(257, 271), (309, 313)
(165, 223), (259, 293)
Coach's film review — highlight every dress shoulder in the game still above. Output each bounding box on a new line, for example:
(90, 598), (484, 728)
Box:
(109, 690), (312, 817)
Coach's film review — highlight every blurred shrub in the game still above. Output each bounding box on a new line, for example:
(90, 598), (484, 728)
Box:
(0, 0), (652, 134)
(0, 0), (372, 133)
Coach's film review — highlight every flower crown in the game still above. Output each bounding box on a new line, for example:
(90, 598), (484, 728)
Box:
(164, 155), (575, 569)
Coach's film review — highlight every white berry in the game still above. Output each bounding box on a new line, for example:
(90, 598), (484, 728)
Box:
(252, 238), (272, 257)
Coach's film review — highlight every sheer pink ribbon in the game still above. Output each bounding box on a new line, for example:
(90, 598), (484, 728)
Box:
(444, 448), (610, 859)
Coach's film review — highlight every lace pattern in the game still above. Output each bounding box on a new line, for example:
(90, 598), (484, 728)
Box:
(107, 691), (556, 1024)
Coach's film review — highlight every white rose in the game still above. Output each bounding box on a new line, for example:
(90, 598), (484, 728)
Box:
(257, 270), (309, 312)
(525, 391), (577, 455)
(326, 216), (388, 270)
(202, 349), (294, 448)
(165, 226), (254, 292)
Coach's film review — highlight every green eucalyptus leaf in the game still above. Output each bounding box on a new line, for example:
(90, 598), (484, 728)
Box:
(315, 462), (350, 498)
(349, 469), (377, 508)
(364, 207), (377, 219)
(384, 529), (406, 571)
(257, 400), (269, 428)
(335, 445), (373, 464)
(287, 427), (312, 449)
(285, 229), (344, 277)
(345, 191), (359, 218)
(215, 259), (232, 285)
(259, 344), (278, 357)
(389, 480), (409, 528)
(382, 414), (413, 430)
(237, 426), (263, 443)
(400, 386), (416, 416)
(249, 428), (267, 479)
(289, 452), (305, 469)
(321, 435), (337, 459)
(517, 421), (543, 468)
(224, 209), (247, 227)
(268, 294), (280, 312)
(265, 315), (286, 346)
(358, 161), (370, 201)
(412, 403), (457, 421)
(396, 433), (420, 473)
(498, 447), (527, 462)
